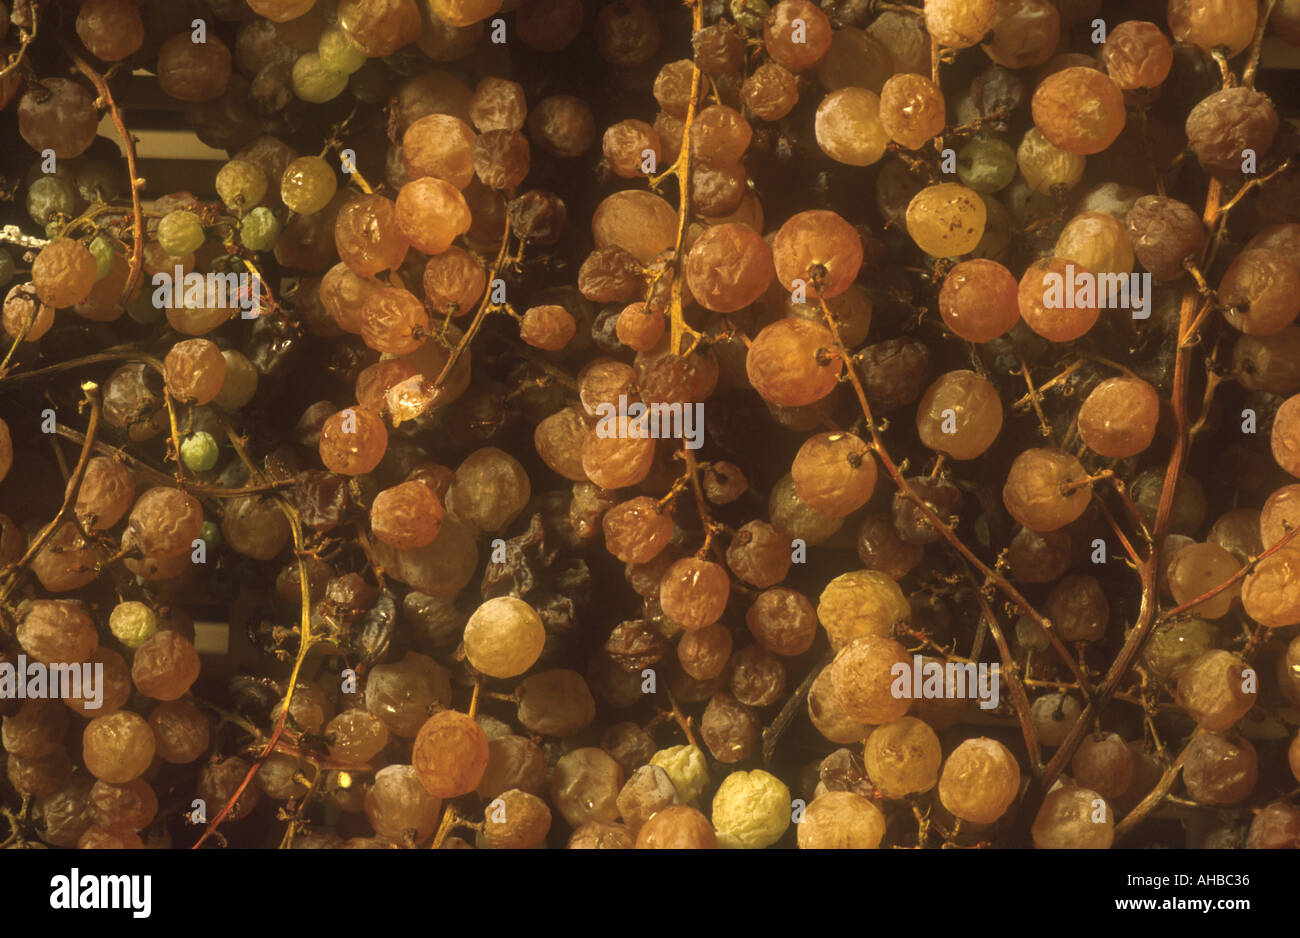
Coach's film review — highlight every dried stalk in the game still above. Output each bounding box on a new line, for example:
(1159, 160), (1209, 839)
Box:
(816, 291), (1094, 697)
(67, 48), (145, 302)
(193, 420), (315, 848)
(0, 382), (101, 603)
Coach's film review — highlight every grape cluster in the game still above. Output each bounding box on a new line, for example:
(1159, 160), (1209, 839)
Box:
(0, 0), (1298, 853)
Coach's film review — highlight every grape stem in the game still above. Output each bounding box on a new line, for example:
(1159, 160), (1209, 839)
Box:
(0, 291), (40, 378)
(653, 0), (704, 357)
(761, 653), (829, 768)
(0, 804), (26, 849)
(428, 216), (513, 396)
(679, 447), (723, 558)
(966, 573), (1042, 771)
(48, 423), (291, 496)
(193, 417), (316, 849)
(1114, 729), (1203, 841)
(0, 381), (100, 607)
(67, 47), (145, 304)
(430, 806), (467, 850)
(1020, 104), (1234, 832)
(814, 289), (1095, 698)
(1009, 358), (1084, 410)
(1092, 493), (1145, 568)
(0, 0), (40, 80)
(1213, 156), (1291, 221)
(1161, 523), (1300, 620)
(661, 687), (698, 748)
(1059, 468), (1113, 495)
(1013, 352), (1055, 441)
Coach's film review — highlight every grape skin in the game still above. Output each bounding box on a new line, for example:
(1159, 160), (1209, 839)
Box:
(2, 0), (1298, 854)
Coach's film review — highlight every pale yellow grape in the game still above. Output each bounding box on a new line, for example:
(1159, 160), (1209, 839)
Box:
(463, 596), (545, 678)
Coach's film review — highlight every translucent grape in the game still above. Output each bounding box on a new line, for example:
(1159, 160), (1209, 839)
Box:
(1017, 127), (1086, 193)
(937, 737), (1020, 824)
(828, 635), (911, 724)
(879, 74), (945, 151)
(319, 407), (388, 476)
(925, 0), (997, 48)
(905, 184), (986, 258)
(815, 88), (889, 166)
(1077, 376), (1160, 458)
(1167, 542), (1242, 619)
(1101, 20), (1173, 89)
(1168, 0), (1257, 55)
(281, 156), (339, 215)
(1177, 650), (1256, 730)
(791, 431), (876, 517)
(1002, 447), (1092, 532)
(746, 317), (842, 407)
(371, 480), (444, 550)
(684, 223), (774, 313)
(982, 0), (1060, 68)
(1031, 786), (1114, 848)
(1017, 256), (1100, 342)
(915, 370), (1003, 459)
(464, 596), (545, 678)
(1032, 67), (1125, 155)
(764, 0), (832, 70)
(771, 210), (863, 299)
(659, 557), (729, 631)
(863, 717), (942, 799)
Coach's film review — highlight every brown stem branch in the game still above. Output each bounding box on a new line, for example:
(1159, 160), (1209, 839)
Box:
(969, 573), (1042, 771)
(664, 0), (704, 355)
(0, 1), (39, 79)
(1163, 524), (1300, 619)
(1024, 178), (1224, 831)
(68, 48), (144, 302)
(1114, 730), (1201, 841)
(814, 290), (1094, 698)
(0, 382), (101, 601)
(194, 422), (314, 849)
(427, 217), (513, 396)
(1243, 0), (1278, 89)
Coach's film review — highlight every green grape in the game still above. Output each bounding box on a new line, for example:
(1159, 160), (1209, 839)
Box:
(76, 161), (120, 202)
(957, 139), (1017, 194)
(292, 53), (348, 104)
(0, 248), (15, 287)
(215, 159), (268, 214)
(27, 176), (78, 226)
(240, 207), (281, 252)
(89, 235), (115, 280)
(109, 602), (158, 649)
(158, 210), (205, 255)
(199, 520), (221, 550)
(44, 220), (62, 239)
(181, 432), (220, 472)
(281, 157), (338, 216)
(319, 26), (367, 76)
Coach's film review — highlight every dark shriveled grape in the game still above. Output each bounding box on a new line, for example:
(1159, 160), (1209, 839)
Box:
(1186, 88), (1278, 177)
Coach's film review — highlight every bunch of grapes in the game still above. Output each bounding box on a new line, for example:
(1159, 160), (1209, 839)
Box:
(0, 0), (1298, 853)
